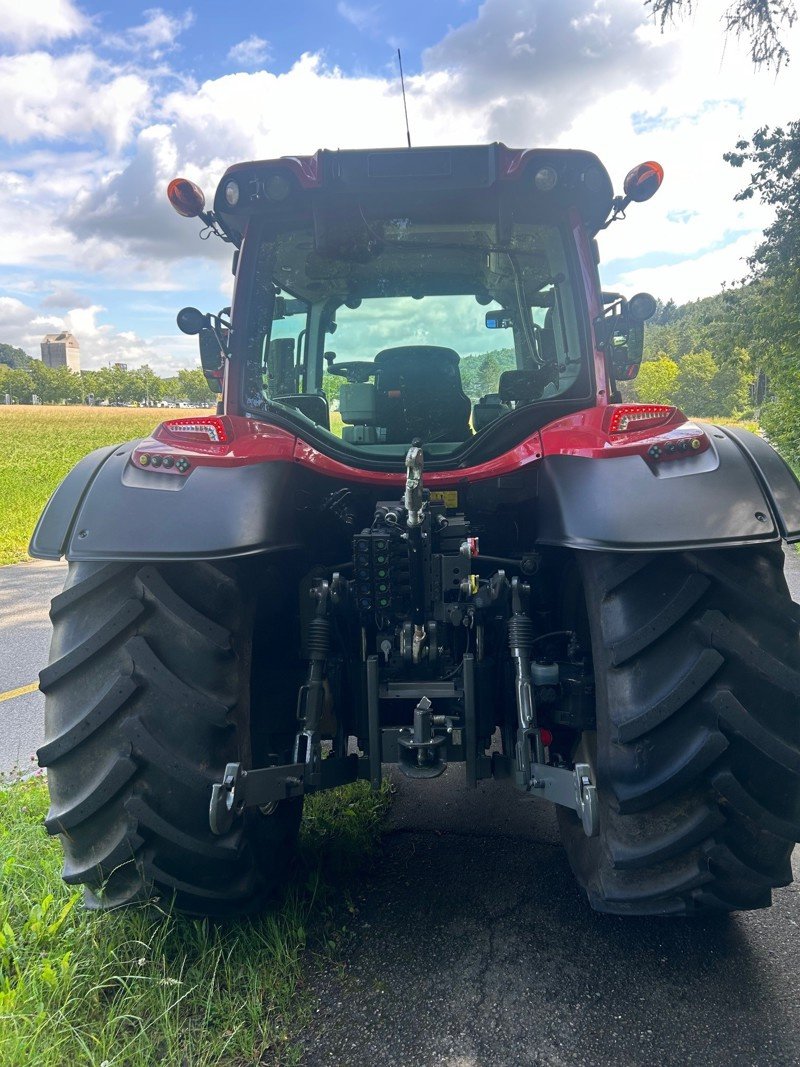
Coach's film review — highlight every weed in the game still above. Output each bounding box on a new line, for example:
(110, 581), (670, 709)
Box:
(0, 777), (390, 1066)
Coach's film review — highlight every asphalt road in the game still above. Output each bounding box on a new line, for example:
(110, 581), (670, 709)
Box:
(0, 558), (64, 773)
(2, 551), (800, 1066)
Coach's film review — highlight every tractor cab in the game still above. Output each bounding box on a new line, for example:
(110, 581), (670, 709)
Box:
(171, 145), (661, 467)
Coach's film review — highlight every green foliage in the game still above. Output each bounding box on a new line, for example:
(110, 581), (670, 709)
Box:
(322, 372), (342, 405)
(176, 368), (209, 405)
(0, 776), (390, 1066)
(460, 348), (515, 400)
(631, 356), (680, 405)
(628, 345), (752, 420)
(0, 354), (212, 407)
(0, 344), (32, 370)
(723, 121), (800, 461)
(673, 351), (720, 418)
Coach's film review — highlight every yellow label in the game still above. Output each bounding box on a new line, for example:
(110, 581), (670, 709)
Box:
(429, 490), (458, 509)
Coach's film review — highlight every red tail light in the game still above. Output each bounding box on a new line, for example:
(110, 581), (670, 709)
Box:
(604, 404), (677, 435)
(159, 416), (230, 443)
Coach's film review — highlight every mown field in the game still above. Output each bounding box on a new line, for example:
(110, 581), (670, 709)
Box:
(0, 776), (390, 1066)
(0, 406), (207, 566)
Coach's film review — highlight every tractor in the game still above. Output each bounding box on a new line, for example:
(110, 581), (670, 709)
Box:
(31, 143), (800, 916)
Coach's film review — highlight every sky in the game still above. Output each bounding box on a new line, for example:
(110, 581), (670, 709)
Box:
(0, 0), (798, 375)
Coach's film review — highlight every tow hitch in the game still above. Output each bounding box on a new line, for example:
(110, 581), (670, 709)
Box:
(530, 761), (599, 837)
(209, 754), (362, 835)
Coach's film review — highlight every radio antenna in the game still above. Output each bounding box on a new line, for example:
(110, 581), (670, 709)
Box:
(397, 48), (412, 148)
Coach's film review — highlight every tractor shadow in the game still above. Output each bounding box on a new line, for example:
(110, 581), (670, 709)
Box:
(297, 765), (800, 1067)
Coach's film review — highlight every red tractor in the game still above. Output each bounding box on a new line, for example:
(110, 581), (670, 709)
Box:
(32, 144), (800, 917)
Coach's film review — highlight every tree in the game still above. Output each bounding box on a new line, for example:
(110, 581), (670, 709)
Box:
(134, 364), (164, 406)
(631, 356), (680, 404)
(0, 343), (31, 369)
(27, 362), (82, 404)
(674, 350), (720, 417)
(725, 121), (800, 457)
(647, 0), (797, 68)
(322, 372), (342, 406)
(0, 366), (34, 402)
(177, 368), (211, 405)
(712, 346), (751, 417)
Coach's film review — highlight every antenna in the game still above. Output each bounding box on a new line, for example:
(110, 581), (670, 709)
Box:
(397, 48), (412, 148)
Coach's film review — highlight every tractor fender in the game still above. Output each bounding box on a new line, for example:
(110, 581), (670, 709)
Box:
(535, 423), (800, 552)
(29, 439), (302, 563)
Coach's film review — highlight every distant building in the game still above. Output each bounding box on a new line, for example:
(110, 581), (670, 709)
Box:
(41, 332), (80, 372)
(113, 362), (128, 372)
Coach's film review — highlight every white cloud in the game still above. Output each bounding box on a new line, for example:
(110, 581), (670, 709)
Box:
(423, 0), (676, 141)
(104, 8), (195, 57)
(613, 234), (759, 304)
(0, 51), (151, 151)
(336, 3), (380, 34)
(0, 0), (88, 49)
(227, 35), (270, 68)
(0, 296), (197, 372)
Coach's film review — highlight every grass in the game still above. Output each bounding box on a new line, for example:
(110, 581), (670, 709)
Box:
(0, 406), (209, 567)
(0, 406), (344, 566)
(0, 775), (391, 1067)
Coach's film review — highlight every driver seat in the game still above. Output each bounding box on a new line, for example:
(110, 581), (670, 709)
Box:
(373, 346), (472, 444)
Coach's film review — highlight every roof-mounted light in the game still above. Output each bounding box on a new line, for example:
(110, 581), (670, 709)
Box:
(623, 161), (664, 204)
(534, 166), (558, 192)
(265, 172), (291, 201)
(224, 179), (240, 207)
(167, 178), (207, 218)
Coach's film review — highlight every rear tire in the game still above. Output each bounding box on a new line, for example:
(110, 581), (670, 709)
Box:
(37, 560), (302, 917)
(558, 545), (800, 916)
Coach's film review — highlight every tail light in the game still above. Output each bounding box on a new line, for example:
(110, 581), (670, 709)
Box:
(158, 416), (230, 444)
(604, 404), (677, 435)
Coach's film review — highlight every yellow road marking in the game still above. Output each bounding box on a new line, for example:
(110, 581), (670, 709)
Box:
(0, 682), (39, 704)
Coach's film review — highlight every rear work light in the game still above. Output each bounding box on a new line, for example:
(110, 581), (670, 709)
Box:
(159, 416), (229, 443)
(605, 404), (677, 434)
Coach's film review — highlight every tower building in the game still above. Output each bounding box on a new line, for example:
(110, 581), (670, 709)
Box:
(41, 332), (80, 372)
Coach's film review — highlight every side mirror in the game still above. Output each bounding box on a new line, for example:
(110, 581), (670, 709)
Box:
(595, 292), (655, 382)
(199, 329), (224, 393)
(612, 322), (644, 380)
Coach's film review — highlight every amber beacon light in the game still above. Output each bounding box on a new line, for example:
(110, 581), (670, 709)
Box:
(167, 177), (207, 218)
(623, 161), (664, 204)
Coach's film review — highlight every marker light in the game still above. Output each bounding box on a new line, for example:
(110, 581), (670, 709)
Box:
(167, 177), (206, 218)
(623, 161), (664, 203)
(159, 416), (229, 443)
(534, 166), (558, 192)
(605, 404), (676, 434)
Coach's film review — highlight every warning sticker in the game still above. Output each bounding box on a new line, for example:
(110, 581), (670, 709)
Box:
(429, 490), (459, 509)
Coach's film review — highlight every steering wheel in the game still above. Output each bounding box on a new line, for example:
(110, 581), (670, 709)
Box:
(327, 361), (375, 383)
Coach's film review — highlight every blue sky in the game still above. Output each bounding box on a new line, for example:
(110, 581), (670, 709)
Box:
(71, 0), (483, 79)
(0, 0), (798, 374)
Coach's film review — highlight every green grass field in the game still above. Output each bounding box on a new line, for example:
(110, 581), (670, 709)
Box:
(0, 776), (390, 1066)
(0, 407), (207, 566)
(0, 406), (345, 566)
